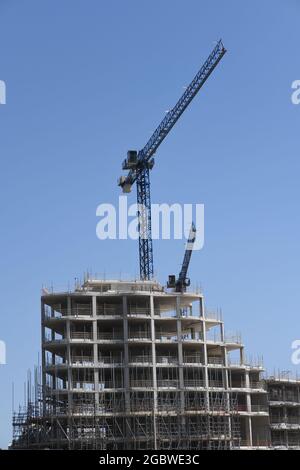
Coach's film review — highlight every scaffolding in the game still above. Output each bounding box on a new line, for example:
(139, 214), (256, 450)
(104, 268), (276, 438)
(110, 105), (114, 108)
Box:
(12, 371), (241, 450)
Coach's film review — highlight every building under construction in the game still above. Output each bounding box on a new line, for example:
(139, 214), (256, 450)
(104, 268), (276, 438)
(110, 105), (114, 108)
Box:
(11, 277), (270, 449)
(266, 374), (300, 449)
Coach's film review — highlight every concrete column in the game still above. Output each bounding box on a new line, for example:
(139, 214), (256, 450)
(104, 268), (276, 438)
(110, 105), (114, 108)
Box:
(176, 296), (186, 446)
(92, 296), (99, 410)
(223, 346), (230, 411)
(122, 295), (133, 445)
(245, 370), (251, 408)
(202, 318), (210, 412)
(66, 296), (73, 412)
(245, 415), (253, 447)
(66, 295), (73, 445)
(51, 304), (56, 391)
(283, 403), (289, 447)
(122, 296), (130, 413)
(176, 296), (185, 415)
(220, 322), (225, 342)
(150, 294), (158, 450)
(41, 299), (46, 415)
(199, 296), (204, 317)
(240, 346), (245, 365)
(245, 370), (252, 446)
(221, 327), (232, 445)
(224, 345), (228, 368)
(51, 328), (56, 392)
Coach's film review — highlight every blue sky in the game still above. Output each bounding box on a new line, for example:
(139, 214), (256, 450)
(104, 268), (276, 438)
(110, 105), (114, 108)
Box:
(0, 0), (299, 448)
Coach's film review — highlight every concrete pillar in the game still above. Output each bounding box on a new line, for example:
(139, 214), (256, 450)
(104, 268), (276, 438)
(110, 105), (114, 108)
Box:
(199, 297), (204, 317)
(240, 346), (245, 365)
(150, 294), (158, 450)
(66, 295), (73, 446)
(51, 328), (56, 391)
(92, 296), (99, 410)
(220, 322), (225, 343)
(223, 346), (230, 411)
(202, 318), (210, 412)
(222, 331), (232, 445)
(283, 403), (289, 447)
(176, 296), (186, 446)
(176, 296), (185, 414)
(245, 415), (253, 447)
(41, 299), (46, 415)
(51, 304), (56, 384)
(245, 370), (252, 446)
(66, 296), (73, 412)
(122, 296), (130, 413)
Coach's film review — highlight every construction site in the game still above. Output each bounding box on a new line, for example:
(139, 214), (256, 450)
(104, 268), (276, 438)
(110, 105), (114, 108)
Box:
(11, 277), (300, 450)
(10, 40), (300, 450)
(12, 277), (270, 449)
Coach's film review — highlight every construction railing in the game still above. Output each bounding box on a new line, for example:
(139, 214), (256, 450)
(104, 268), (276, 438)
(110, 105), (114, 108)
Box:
(184, 380), (206, 388)
(96, 305), (123, 316)
(71, 356), (94, 365)
(45, 306), (93, 317)
(129, 355), (152, 364)
(249, 381), (265, 390)
(72, 382), (95, 391)
(155, 332), (178, 342)
(250, 404), (269, 412)
(236, 404), (248, 412)
(70, 331), (93, 340)
(224, 333), (242, 344)
(157, 379), (179, 388)
(156, 356), (178, 365)
(207, 356), (224, 365)
(97, 331), (123, 341)
(96, 381), (124, 390)
(208, 380), (225, 389)
(130, 379), (153, 388)
(128, 331), (151, 340)
(183, 355), (204, 364)
(181, 332), (204, 342)
(98, 355), (123, 364)
(127, 306), (151, 316)
(204, 310), (222, 321)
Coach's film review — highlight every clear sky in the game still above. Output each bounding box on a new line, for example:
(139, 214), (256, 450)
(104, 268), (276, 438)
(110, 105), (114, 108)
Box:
(0, 0), (299, 448)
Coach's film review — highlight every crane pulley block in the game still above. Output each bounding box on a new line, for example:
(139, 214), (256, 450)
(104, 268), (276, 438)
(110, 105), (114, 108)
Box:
(118, 176), (132, 193)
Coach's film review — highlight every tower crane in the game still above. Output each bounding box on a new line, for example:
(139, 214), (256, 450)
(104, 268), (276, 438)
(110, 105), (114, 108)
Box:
(118, 40), (226, 280)
(167, 222), (196, 292)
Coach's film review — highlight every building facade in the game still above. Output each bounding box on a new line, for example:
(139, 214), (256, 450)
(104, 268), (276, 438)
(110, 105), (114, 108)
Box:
(266, 377), (300, 449)
(12, 278), (269, 449)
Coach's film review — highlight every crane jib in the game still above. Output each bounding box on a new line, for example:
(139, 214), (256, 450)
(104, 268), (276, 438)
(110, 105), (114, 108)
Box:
(140, 41), (226, 164)
(122, 40), (226, 187)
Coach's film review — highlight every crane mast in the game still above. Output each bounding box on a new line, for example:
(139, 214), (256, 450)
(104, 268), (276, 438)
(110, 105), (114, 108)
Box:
(118, 40), (226, 280)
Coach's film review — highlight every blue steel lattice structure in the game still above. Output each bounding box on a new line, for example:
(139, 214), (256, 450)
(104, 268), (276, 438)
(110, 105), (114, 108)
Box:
(167, 222), (196, 292)
(118, 40), (226, 280)
(177, 222), (197, 292)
